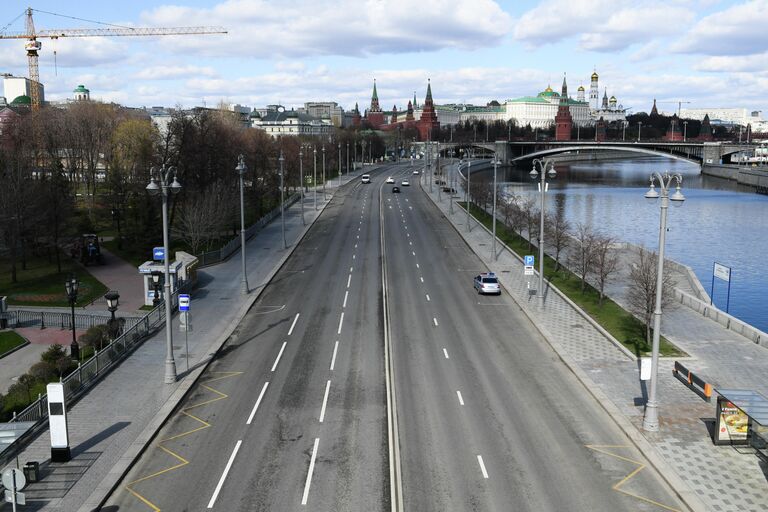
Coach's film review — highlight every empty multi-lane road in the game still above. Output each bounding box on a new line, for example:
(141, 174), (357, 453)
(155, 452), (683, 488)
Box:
(105, 162), (684, 511)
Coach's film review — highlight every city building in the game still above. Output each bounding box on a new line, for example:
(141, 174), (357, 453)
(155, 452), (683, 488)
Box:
(299, 102), (344, 127)
(250, 105), (332, 137)
(73, 84), (90, 101)
(679, 107), (768, 131)
(1, 74), (44, 105)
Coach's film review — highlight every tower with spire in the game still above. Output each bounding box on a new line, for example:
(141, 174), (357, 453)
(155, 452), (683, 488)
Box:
(650, 98), (659, 116)
(405, 100), (414, 121)
(555, 74), (573, 141)
(417, 79), (440, 141)
(577, 84), (585, 102)
(698, 113), (714, 141)
(365, 79), (386, 128)
(601, 89), (609, 109)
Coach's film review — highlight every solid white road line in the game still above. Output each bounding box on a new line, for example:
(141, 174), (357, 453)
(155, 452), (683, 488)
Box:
(477, 455), (489, 479)
(319, 380), (331, 422)
(433, 318), (438, 327)
(457, 391), (465, 405)
(288, 313), (300, 336)
(443, 348), (449, 359)
(347, 275), (352, 288)
(301, 438), (320, 505)
(246, 382), (270, 425)
(343, 291), (348, 308)
(271, 342), (287, 372)
(425, 294), (430, 301)
(337, 312), (345, 334)
(330, 341), (339, 371)
(207, 440), (242, 509)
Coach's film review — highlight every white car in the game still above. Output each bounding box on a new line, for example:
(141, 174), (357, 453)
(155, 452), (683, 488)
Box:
(413, 170), (420, 175)
(362, 174), (371, 184)
(473, 272), (501, 295)
(401, 180), (410, 186)
(386, 177), (395, 184)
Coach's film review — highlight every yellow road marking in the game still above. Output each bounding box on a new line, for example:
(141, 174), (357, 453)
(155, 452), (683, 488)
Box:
(586, 444), (681, 512)
(125, 371), (243, 511)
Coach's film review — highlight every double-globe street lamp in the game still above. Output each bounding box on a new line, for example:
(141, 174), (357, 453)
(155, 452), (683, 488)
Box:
(313, 146), (318, 210)
(64, 274), (79, 360)
(279, 150), (286, 249)
(642, 171), (685, 432)
(299, 145), (308, 225)
(146, 164), (182, 384)
(235, 155), (250, 294)
(462, 148), (473, 232)
(491, 155), (502, 261)
(530, 158), (557, 304)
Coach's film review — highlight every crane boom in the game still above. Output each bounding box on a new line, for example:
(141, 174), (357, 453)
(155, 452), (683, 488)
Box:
(0, 8), (227, 110)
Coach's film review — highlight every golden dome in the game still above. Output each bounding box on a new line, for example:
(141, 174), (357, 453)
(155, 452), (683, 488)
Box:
(591, 71), (599, 80)
(577, 85), (585, 91)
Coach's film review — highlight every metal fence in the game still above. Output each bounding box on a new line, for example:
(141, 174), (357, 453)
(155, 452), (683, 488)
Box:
(0, 280), (191, 467)
(196, 194), (300, 267)
(2, 309), (142, 332)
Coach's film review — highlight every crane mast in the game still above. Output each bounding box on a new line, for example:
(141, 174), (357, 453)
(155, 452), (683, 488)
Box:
(0, 8), (227, 110)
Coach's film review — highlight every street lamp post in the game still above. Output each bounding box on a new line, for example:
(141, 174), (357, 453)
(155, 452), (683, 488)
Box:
(623, 121), (628, 141)
(64, 274), (79, 360)
(491, 155), (501, 261)
(465, 152), (472, 232)
(346, 142), (350, 175)
(642, 171), (685, 432)
(683, 121), (688, 142)
(322, 145), (327, 200)
(279, 150), (286, 249)
(235, 155), (249, 294)
(299, 147), (306, 225)
(146, 164), (182, 384)
(530, 158), (557, 304)
(338, 143), (342, 187)
(105, 290), (120, 339)
(313, 146), (318, 210)
(151, 271), (162, 306)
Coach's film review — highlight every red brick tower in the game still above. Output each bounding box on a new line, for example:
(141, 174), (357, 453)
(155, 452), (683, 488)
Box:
(391, 105), (398, 124)
(365, 79), (385, 128)
(595, 116), (607, 141)
(698, 113), (714, 141)
(352, 102), (361, 127)
(417, 80), (440, 141)
(554, 75), (573, 141)
(405, 100), (414, 122)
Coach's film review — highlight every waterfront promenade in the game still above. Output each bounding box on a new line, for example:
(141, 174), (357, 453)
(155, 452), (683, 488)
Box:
(424, 164), (768, 512)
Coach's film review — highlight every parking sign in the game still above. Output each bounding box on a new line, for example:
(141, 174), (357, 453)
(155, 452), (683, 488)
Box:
(524, 255), (535, 266)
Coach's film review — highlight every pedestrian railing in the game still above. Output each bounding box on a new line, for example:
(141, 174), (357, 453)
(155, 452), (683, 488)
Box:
(3, 309), (142, 332)
(0, 279), (191, 468)
(673, 361), (713, 402)
(196, 193), (300, 268)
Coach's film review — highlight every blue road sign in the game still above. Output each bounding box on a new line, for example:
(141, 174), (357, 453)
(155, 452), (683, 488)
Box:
(153, 247), (165, 261)
(524, 255), (535, 266)
(178, 294), (190, 312)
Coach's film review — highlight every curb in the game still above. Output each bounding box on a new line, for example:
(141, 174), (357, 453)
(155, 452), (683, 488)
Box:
(78, 191), (339, 512)
(418, 180), (708, 512)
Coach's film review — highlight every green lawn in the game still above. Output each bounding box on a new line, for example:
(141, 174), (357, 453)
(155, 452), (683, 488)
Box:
(462, 202), (684, 357)
(0, 331), (26, 356)
(0, 254), (108, 307)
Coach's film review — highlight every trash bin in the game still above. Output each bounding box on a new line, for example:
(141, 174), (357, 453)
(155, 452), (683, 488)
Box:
(23, 461), (39, 483)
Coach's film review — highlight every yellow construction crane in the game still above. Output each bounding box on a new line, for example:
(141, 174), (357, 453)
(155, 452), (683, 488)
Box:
(0, 7), (227, 110)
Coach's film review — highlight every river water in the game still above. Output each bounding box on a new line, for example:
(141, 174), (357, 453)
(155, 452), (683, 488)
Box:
(495, 156), (768, 333)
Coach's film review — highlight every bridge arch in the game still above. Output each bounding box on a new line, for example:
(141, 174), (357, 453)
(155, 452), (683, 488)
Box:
(509, 144), (701, 165)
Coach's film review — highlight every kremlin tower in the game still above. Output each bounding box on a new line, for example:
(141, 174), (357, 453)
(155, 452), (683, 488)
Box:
(554, 75), (573, 141)
(417, 80), (440, 141)
(365, 79), (385, 128)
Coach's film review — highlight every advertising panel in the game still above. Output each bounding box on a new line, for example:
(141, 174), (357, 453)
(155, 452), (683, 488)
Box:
(714, 395), (750, 445)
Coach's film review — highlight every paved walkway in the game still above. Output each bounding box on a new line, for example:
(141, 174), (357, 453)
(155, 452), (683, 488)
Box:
(0, 169), (369, 512)
(422, 164), (768, 512)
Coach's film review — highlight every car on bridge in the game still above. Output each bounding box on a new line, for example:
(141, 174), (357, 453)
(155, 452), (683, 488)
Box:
(473, 272), (501, 295)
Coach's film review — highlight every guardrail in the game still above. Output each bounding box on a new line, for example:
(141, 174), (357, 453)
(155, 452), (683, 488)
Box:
(196, 193), (300, 267)
(672, 361), (713, 402)
(2, 309), (141, 332)
(0, 279), (191, 469)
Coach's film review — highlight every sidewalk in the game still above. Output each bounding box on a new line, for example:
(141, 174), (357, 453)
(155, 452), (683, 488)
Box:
(0, 170), (365, 512)
(421, 169), (768, 512)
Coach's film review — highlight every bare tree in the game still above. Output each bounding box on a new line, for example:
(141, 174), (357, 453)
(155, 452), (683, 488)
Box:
(568, 222), (596, 292)
(626, 246), (677, 343)
(545, 209), (571, 273)
(591, 232), (621, 305)
(173, 180), (237, 254)
(519, 195), (538, 251)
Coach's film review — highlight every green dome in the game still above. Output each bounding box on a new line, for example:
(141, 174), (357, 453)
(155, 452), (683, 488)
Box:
(537, 85), (560, 98)
(10, 95), (31, 105)
(73, 84), (89, 93)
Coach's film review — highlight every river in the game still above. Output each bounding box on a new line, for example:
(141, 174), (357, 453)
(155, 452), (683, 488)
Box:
(495, 156), (768, 333)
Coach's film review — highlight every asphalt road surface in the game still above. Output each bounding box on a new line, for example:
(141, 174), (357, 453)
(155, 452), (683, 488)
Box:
(104, 162), (684, 512)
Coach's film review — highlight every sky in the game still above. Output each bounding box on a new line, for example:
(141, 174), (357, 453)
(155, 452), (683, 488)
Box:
(2, 0), (767, 115)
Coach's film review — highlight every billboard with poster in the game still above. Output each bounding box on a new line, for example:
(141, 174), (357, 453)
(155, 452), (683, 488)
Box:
(714, 395), (750, 445)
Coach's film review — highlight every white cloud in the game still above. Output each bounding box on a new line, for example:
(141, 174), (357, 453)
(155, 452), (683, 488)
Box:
(140, 0), (512, 58)
(135, 65), (218, 80)
(672, 0), (768, 55)
(514, 0), (693, 52)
